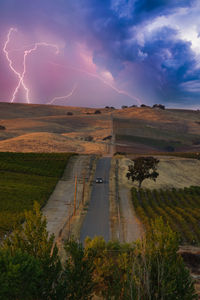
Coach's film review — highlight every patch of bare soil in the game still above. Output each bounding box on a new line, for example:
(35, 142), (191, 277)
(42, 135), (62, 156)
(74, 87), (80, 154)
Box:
(43, 155), (92, 240)
(43, 154), (98, 263)
(119, 187), (143, 242)
(119, 156), (200, 189)
(110, 157), (143, 242)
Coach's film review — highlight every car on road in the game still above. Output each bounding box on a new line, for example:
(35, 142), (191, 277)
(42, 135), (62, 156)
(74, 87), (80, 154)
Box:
(95, 177), (103, 183)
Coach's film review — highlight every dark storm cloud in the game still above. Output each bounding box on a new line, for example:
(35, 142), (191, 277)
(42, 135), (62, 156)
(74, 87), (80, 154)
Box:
(80, 0), (200, 105)
(0, 0), (200, 106)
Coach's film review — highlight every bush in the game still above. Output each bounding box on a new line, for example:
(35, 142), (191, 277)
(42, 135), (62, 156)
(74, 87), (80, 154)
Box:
(141, 104), (150, 108)
(102, 135), (112, 141)
(114, 151), (126, 156)
(84, 136), (93, 142)
(94, 110), (101, 114)
(67, 112), (73, 116)
(153, 104), (165, 110)
(0, 125), (5, 130)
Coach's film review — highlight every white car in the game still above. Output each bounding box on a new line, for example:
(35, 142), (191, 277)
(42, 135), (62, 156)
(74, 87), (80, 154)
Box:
(95, 177), (103, 183)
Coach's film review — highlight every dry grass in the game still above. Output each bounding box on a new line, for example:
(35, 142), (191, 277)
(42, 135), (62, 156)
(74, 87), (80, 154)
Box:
(1, 102), (200, 154)
(0, 102), (112, 154)
(119, 156), (200, 190)
(109, 158), (119, 240)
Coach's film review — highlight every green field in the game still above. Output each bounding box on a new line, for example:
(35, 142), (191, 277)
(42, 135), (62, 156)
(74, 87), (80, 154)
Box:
(132, 186), (200, 245)
(0, 152), (74, 238)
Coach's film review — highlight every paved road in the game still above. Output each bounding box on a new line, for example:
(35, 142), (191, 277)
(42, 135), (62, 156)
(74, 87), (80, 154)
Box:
(80, 157), (111, 243)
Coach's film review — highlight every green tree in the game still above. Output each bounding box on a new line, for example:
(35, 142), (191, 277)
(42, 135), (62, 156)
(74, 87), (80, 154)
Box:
(126, 156), (159, 188)
(2, 202), (62, 299)
(0, 249), (43, 300)
(131, 218), (197, 299)
(85, 237), (134, 299)
(59, 239), (94, 300)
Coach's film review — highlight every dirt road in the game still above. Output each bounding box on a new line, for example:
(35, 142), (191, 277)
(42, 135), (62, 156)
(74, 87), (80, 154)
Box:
(43, 155), (92, 240)
(119, 187), (143, 242)
(80, 157), (111, 243)
(110, 158), (143, 243)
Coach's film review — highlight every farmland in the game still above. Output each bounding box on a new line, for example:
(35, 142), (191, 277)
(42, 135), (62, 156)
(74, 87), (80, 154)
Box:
(0, 152), (73, 238)
(131, 186), (200, 245)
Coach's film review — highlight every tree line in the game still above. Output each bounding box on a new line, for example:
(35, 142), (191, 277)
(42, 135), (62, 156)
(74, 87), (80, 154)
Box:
(0, 202), (197, 299)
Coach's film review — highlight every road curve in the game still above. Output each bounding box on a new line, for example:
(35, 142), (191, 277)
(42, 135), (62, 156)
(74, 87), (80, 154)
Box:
(80, 157), (111, 243)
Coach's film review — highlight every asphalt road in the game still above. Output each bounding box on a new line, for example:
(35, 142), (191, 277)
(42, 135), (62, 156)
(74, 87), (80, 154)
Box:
(80, 157), (111, 243)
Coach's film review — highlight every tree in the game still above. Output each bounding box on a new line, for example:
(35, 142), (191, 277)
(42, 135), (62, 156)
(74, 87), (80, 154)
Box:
(94, 110), (101, 114)
(0, 249), (43, 300)
(84, 237), (134, 299)
(2, 202), (62, 299)
(126, 156), (159, 188)
(130, 218), (197, 299)
(152, 104), (165, 110)
(60, 239), (94, 300)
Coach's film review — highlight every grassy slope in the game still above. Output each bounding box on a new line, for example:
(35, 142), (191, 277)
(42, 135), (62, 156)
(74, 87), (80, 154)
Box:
(114, 108), (200, 153)
(0, 152), (74, 237)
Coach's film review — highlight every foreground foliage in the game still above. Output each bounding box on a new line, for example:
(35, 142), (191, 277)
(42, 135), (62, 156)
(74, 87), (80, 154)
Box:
(1, 202), (61, 299)
(0, 152), (73, 237)
(132, 186), (200, 245)
(0, 204), (197, 299)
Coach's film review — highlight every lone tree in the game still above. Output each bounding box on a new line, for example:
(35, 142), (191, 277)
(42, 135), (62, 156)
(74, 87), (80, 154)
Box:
(126, 156), (159, 188)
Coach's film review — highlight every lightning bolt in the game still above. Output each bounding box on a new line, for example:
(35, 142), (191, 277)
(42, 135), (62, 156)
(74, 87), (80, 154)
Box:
(3, 28), (142, 106)
(49, 62), (142, 105)
(47, 84), (77, 105)
(3, 28), (59, 104)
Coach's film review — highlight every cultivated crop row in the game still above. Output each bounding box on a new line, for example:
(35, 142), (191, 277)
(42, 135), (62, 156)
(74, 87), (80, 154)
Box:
(0, 152), (74, 237)
(132, 186), (200, 245)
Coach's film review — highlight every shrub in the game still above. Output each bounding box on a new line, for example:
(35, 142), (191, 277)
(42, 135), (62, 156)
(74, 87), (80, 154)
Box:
(102, 135), (112, 141)
(84, 136), (93, 142)
(94, 110), (101, 114)
(153, 104), (165, 110)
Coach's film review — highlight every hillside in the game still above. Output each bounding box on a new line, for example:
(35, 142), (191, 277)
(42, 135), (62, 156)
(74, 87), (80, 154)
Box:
(113, 107), (200, 153)
(0, 102), (200, 153)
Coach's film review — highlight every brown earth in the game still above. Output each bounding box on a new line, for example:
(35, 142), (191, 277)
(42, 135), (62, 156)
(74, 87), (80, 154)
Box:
(113, 107), (200, 153)
(0, 102), (200, 154)
(0, 102), (113, 154)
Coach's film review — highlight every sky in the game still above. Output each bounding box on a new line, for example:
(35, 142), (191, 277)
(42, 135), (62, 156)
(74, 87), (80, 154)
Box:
(0, 0), (200, 108)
